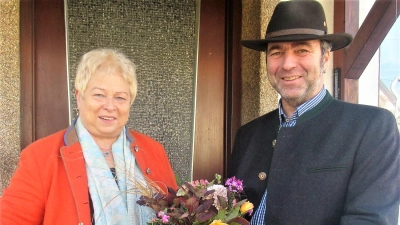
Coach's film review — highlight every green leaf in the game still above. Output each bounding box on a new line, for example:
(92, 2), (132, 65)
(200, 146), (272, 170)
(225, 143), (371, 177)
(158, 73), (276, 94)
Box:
(225, 208), (240, 222)
(214, 209), (227, 220)
(234, 199), (247, 207)
(218, 195), (228, 209)
(215, 174), (222, 184)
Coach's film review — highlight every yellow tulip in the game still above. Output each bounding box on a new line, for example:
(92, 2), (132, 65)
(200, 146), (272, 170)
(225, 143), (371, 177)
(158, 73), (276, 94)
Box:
(240, 201), (254, 214)
(210, 220), (228, 225)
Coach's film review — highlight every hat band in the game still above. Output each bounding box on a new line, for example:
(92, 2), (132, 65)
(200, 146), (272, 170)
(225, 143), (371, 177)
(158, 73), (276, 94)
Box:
(266, 28), (325, 38)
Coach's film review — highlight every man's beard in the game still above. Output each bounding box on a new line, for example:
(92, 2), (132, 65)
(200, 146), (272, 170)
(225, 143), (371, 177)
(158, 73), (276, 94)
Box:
(275, 79), (320, 107)
(269, 63), (325, 107)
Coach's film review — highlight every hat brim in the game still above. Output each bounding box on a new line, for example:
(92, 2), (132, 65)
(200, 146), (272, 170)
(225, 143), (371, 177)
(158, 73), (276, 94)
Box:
(241, 33), (353, 52)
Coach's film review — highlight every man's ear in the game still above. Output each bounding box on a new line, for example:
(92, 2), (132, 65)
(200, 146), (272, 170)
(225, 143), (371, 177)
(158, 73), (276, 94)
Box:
(323, 50), (331, 72)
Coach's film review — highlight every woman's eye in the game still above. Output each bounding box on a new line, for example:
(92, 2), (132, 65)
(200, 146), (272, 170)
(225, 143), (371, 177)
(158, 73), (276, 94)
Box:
(94, 94), (104, 97)
(116, 96), (127, 101)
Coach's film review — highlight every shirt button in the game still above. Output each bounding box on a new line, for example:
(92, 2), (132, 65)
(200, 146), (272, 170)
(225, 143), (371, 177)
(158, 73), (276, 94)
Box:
(258, 172), (267, 180)
(286, 118), (290, 122)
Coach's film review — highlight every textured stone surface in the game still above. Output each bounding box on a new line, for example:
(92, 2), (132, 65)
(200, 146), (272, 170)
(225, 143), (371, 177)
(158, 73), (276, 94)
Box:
(0, 0), (20, 194)
(241, 0), (279, 125)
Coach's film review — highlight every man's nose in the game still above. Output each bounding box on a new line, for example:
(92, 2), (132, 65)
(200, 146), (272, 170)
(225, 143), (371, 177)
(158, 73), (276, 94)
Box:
(281, 52), (297, 71)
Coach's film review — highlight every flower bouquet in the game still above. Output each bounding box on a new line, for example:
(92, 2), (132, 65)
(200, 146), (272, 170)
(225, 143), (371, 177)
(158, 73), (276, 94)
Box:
(136, 174), (253, 225)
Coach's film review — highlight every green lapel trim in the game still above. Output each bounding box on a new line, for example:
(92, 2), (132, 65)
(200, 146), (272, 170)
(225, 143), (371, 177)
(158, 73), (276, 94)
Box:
(297, 91), (334, 124)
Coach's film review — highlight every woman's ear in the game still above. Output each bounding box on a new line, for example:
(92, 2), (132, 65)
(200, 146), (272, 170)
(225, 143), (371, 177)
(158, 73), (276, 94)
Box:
(75, 89), (81, 106)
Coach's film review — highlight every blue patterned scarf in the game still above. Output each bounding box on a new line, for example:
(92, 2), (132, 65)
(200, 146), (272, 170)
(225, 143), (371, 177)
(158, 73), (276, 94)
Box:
(75, 118), (154, 225)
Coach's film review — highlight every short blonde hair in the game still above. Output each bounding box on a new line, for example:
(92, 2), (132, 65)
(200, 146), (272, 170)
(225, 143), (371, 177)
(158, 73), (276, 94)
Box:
(74, 48), (137, 104)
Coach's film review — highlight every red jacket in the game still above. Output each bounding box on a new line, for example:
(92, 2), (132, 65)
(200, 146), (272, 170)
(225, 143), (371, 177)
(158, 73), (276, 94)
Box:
(0, 125), (178, 225)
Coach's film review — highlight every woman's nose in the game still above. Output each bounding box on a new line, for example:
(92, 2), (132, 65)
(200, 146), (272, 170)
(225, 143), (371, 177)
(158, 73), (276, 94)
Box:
(104, 97), (116, 111)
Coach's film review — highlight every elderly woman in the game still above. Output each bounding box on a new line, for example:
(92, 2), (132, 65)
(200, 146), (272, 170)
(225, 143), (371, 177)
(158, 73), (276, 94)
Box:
(0, 48), (178, 224)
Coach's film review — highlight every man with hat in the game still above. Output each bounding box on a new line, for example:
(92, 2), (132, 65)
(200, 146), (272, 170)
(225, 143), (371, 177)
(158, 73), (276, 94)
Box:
(228, 0), (399, 224)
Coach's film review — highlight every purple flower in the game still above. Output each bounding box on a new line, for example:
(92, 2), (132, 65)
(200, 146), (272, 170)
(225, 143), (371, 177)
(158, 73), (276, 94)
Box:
(248, 209), (253, 216)
(225, 176), (244, 193)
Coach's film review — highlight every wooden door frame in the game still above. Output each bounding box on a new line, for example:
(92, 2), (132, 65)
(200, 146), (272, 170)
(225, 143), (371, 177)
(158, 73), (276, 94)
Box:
(192, 0), (242, 181)
(20, 0), (69, 149)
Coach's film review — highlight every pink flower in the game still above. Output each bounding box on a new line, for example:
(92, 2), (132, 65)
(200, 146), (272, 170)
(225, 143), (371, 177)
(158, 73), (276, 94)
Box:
(161, 214), (170, 223)
(232, 198), (237, 207)
(189, 179), (209, 188)
(157, 211), (170, 223)
(225, 176), (244, 192)
(157, 211), (165, 218)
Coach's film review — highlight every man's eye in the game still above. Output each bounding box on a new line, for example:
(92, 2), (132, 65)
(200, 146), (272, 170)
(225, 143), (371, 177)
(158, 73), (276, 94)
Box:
(269, 51), (282, 57)
(94, 94), (104, 97)
(296, 49), (309, 55)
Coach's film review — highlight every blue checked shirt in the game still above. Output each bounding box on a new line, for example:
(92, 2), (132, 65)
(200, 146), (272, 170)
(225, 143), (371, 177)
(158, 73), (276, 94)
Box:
(249, 87), (327, 225)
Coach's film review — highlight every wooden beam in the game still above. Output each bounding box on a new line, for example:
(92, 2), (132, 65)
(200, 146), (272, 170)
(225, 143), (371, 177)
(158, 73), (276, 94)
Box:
(344, 0), (398, 79)
(334, 0), (359, 103)
(20, 0), (69, 149)
(20, 0), (35, 149)
(224, 0), (242, 179)
(193, 0), (226, 181)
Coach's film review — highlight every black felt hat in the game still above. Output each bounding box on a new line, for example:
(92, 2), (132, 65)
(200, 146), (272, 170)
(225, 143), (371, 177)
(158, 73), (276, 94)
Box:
(241, 0), (353, 51)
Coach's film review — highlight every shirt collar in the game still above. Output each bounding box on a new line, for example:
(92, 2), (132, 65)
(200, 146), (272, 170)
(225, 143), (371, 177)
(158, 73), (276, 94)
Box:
(278, 86), (327, 127)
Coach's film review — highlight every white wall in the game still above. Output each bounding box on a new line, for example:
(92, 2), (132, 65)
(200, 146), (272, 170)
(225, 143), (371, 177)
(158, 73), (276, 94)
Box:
(358, 0), (379, 106)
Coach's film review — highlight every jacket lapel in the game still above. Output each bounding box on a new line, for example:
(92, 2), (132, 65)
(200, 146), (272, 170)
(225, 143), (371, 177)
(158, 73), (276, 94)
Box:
(60, 126), (91, 225)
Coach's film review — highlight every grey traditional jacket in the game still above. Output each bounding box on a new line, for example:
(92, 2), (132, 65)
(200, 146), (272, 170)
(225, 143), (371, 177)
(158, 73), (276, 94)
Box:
(228, 92), (399, 225)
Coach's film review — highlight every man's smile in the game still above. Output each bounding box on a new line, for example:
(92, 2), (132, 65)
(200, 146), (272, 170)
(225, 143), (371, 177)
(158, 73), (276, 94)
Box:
(282, 75), (301, 81)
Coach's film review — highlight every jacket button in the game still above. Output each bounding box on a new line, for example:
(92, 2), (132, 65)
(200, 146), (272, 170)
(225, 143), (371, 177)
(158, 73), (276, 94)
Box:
(134, 145), (139, 152)
(258, 172), (267, 180)
(146, 168), (151, 175)
(272, 139), (276, 148)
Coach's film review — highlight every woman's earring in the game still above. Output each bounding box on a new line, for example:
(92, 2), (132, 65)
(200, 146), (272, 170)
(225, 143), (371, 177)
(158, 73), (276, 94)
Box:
(75, 108), (79, 116)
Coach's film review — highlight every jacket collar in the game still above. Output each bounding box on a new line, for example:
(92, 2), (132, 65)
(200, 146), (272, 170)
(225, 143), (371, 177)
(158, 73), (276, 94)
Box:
(297, 91), (334, 124)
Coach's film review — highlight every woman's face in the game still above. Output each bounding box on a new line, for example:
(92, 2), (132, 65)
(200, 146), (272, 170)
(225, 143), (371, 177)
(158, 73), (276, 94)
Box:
(76, 70), (131, 143)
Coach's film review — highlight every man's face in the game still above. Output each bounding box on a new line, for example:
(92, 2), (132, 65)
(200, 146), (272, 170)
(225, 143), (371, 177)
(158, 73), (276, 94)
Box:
(266, 40), (330, 108)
